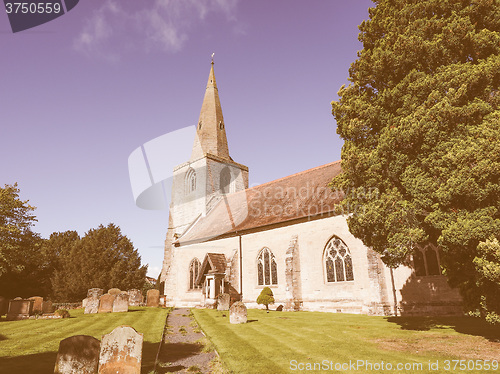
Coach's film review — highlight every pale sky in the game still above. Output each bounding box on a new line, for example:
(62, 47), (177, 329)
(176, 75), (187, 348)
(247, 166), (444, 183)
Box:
(0, 0), (373, 277)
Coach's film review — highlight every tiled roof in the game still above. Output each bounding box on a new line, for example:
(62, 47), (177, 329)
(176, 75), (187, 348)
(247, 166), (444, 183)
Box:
(196, 253), (227, 284)
(177, 161), (343, 245)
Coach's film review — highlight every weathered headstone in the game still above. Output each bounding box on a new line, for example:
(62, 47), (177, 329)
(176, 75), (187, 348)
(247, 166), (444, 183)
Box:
(84, 298), (99, 314)
(0, 296), (7, 315)
(107, 288), (121, 296)
(87, 288), (103, 299)
(82, 298), (89, 309)
(7, 299), (34, 320)
(98, 326), (143, 374)
(229, 301), (247, 324)
(146, 289), (160, 307)
(127, 289), (143, 306)
(54, 335), (100, 374)
(98, 294), (115, 313)
(29, 296), (44, 313)
(276, 304), (284, 312)
(112, 293), (129, 313)
(217, 293), (230, 311)
(42, 300), (53, 314)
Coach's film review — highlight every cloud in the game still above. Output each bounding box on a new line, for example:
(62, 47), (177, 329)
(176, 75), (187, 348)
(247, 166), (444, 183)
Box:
(73, 0), (240, 61)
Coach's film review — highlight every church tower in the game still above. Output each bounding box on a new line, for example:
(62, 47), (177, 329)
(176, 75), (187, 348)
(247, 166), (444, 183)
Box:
(161, 61), (249, 298)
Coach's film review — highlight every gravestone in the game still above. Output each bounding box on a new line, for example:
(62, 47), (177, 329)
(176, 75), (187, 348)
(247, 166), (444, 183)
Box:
(98, 326), (143, 374)
(229, 301), (247, 324)
(87, 288), (103, 299)
(29, 296), (44, 313)
(7, 299), (34, 320)
(217, 293), (230, 311)
(276, 304), (284, 312)
(84, 298), (99, 314)
(98, 294), (115, 313)
(54, 335), (100, 374)
(42, 300), (53, 314)
(82, 298), (89, 309)
(0, 296), (7, 315)
(112, 293), (129, 313)
(127, 289), (143, 306)
(107, 288), (121, 296)
(146, 289), (159, 307)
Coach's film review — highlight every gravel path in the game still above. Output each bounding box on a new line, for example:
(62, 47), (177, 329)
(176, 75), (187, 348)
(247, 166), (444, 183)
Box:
(156, 308), (217, 374)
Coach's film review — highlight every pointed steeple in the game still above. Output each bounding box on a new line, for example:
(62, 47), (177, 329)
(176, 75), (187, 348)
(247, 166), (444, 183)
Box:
(191, 60), (231, 161)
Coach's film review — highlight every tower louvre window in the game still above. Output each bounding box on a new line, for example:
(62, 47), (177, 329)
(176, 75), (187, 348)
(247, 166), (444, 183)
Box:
(185, 168), (196, 194)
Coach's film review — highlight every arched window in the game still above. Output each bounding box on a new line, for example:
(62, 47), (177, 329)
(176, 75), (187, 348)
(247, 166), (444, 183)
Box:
(189, 258), (201, 290)
(257, 248), (278, 286)
(324, 236), (354, 282)
(220, 167), (231, 194)
(413, 244), (441, 276)
(185, 168), (196, 194)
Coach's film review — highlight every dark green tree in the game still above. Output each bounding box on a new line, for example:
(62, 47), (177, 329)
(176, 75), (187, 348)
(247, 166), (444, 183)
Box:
(331, 0), (500, 320)
(0, 184), (44, 298)
(51, 223), (147, 301)
(256, 287), (275, 311)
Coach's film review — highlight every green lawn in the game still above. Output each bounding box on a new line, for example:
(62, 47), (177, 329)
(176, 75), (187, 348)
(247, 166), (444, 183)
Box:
(192, 309), (500, 374)
(0, 307), (169, 373)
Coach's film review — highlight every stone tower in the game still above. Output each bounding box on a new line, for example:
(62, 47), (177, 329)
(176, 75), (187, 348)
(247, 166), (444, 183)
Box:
(161, 61), (249, 299)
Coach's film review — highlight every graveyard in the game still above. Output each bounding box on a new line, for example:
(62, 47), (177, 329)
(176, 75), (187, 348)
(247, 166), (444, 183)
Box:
(0, 307), (168, 373)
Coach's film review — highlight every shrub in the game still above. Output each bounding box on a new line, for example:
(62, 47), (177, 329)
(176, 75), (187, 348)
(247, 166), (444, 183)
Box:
(55, 309), (70, 318)
(257, 287), (274, 311)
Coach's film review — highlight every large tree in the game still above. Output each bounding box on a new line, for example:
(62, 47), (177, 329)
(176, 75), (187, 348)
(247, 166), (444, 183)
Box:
(0, 184), (44, 298)
(331, 0), (500, 321)
(51, 223), (147, 301)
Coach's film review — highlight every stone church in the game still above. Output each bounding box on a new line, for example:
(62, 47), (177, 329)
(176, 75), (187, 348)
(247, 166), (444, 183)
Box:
(160, 62), (462, 316)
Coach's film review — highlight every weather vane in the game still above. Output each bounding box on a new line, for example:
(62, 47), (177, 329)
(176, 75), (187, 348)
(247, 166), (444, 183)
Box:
(211, 52), (215, 63)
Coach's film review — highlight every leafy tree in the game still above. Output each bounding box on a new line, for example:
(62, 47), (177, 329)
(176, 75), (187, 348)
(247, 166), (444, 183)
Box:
(331, 0), (500, 320)
(52, 223), (147, 301)
(257, 287), (275, 311)
(0, 184), (44, 298)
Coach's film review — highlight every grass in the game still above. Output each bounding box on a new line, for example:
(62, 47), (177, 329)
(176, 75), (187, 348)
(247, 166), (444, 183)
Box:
(0, 307), (169, 373)
(192, 309), (500, 374)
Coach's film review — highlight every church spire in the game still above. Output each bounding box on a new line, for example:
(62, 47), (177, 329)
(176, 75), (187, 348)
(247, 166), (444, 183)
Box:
(191, 59), (230, 161)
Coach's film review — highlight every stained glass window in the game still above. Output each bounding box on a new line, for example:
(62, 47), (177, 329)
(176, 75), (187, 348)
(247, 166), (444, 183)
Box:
(189, 258), (201, 290)
(257, 248), (278, 286)
(324, 236), (354, 282)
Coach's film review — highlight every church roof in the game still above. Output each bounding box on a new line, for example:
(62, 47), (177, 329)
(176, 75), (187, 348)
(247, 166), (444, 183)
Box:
(176, 160), (343, 245)
(191, 61), (231, 161)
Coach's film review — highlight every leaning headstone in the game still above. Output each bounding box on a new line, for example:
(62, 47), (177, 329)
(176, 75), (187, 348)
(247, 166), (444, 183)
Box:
(107, 288), (121, 296)
(54, 335), (100, 374)
(42, 300), (53, 314)
(0, 296), (7, 315)
(276, 304), (284, 312)
(217, 293), (230, 311)
(98, 294), (115, 313)
(146, 289), (160, 307)
(7, 299), (34, 320)
(112, 293), (129, 313)
(98, 326), (143, 374)
(29, 296), (44, 313)
(127, 289), (143, 306)
(87, 288), (103, 299)
(84, 298), (99, 314)
(229, 301), (247, 324)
